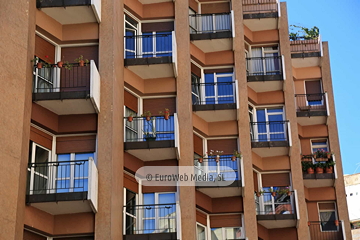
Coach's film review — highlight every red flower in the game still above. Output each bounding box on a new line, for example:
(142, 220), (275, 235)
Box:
(45, 55), (48, 58)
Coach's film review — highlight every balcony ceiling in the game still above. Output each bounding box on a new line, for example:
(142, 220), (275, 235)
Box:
(42, 6), (97, 24)
(258, 218), (296, 229)
(127, 63), (175, 79)
(244, 18), (278, 31)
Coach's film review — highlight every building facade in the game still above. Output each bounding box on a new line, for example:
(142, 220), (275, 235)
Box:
(345, 173), (360, 239)
(0, 0), (352, 239)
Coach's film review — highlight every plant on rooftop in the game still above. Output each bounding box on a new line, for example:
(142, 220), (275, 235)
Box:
(289, 25), (319, 40)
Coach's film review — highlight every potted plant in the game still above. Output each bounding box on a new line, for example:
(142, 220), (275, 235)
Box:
(302, 161), (315, 174)
(159, 108), (170, 120)
(43, 55), (53, 68)
(143, 132), (156, 141)
(255, 190), (265, 197)
(270, 188), (276, 197)
(232, 150), (241, 161)
(302, 154), (314, 160)
(335, 220), (339, 226)
(63, 61), (73, 70)
(57, 56), (64, 68)
(197, 154), (207, 164)
(127, 113), (134, 122)
(277, 187), (291, 196)
(313, 149), (329, 161)
(31, 56), (42, 68)
(207, 150), (224, 162)
(141, 111), (152, 121)
(314, 162), (326, 174)
(74, 55), (89, 67)
(324, 160), (335, 173)
(289, 25), (319, 40)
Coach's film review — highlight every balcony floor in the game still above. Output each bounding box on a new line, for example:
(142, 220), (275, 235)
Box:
(257, 214), (297, 229)
(193, 104), (237, 122)
(251, 141), (289, 157)
(125, 140), (178, 161)
(190, 32), (232, 53)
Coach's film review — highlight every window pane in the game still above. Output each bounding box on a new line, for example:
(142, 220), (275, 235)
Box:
(211, 228), (223, 240)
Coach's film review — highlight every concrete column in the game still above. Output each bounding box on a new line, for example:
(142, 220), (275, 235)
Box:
(175, 1), (196, 239)
(278, 2), (310, 239)
(231, 1), (259, 239)
(321, 42), (352, 239)
(0, 0), (35, 239)
(95, 0), (124, 239)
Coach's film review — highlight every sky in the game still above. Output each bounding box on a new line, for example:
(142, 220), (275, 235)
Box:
(285, 0), (360, 175)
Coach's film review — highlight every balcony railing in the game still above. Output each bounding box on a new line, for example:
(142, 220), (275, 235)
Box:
(255, 190), (295, 215)
(189, 13), (232, 34)
(242, 0), (279, 15)
(250, 121), (289, 142)
(295, 93), (327, 112)
(124, 203), (177, 235)
(192, 81), (237, 106)
(124, 32), (174, 59)
(290, 36), (322, 54)
(246, 56), (283, 77)
(194, 156), (240, 182)
(124, 116), (176, 142)
(27, 159), (94, 195)
(308, 221), (344, 240)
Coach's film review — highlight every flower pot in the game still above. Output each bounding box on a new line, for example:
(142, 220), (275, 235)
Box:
(271, 192), (276, 197)
(335, 220), (339, 226)
(231, 156), (236, 161)
(146, 116), (151, 121)
(215, 155), (220, 162)
(327, 153), (332, 159)
(198, 158), (203, 164)
(308, 221), (311, 226)
(256, 192), (261, 197)
(57, 61), (63, 68)
(127, 116), (133, 122)
(164, 113), (169, 120)
(316, 167), (324, 174)
(325, 166), (333, 173)
(307, 167), (314, 174)
(37, 62), (43, 69)
(79, 60), (85, 67)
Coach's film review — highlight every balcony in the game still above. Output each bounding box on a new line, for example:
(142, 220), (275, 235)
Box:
(192, 81), (238, 122)
(189, 12), (233, 53)
(242, 0), (280, 31)
(246, 56), (285, 92)
(32, 61), (100, 115)
(256, 190), (298, 229)
(308, 221), (344, 240)
(295, 93), (329, 126)
(123, 203), (179, 240)
(250, 121), (291, 157)
(124, 115), (180, 161)
(36, 0), (101, 24)
(26, 158), (98, 215)
(194, 156), (243, 198)
(290, 36), (322, 68)
(302, 155), (336, 188)
(124, 32), (177, 79)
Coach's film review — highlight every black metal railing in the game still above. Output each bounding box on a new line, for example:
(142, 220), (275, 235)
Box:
(189, 13), (232, 34)
(246, 56), (282, 76)
(124, 33), (173, 59)
(194, 155), (240, 181)
(33, 63), (91, 93)
(36, 0), (91, 8)
(250, 121), (288, 142)
(255, 190), (295, 215)
(242, 0), (278, 14)
(308, 221), (343, 240)
(192, 81), (236, 105)
(124, 203), (177, 235)
(27, 160), (89, 195)
(290, 37), (321, 53)
(125, 116), (175, 142)
(295, 94), (326, 112)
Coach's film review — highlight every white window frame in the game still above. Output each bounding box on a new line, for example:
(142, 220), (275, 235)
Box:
(247, 44), (280, 75)
(196, 222), (207, 240)
(201, 70), (235, 105)
(317, 201), (338, 232)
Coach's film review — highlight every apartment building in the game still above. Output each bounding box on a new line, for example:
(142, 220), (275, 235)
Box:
(345, 174), (360, 239)
(0, 0), (352, 239)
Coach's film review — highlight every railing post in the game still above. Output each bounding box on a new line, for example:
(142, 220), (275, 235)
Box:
(281, 55), (286, 80)
(325, 92), (330, 116)
(287, 121), (292, 147)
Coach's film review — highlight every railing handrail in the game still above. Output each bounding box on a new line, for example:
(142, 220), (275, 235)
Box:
(192, 81), (235, 85)
(189, 12), (231, 17)
(289, 36), (320, 41)
(246, 56), (282, 60)
(295, 93), (325, 96)
(250, 120), (289, 124)
(123, 115), (174, 119)
(28, 159), (89, 166)
(124, 33), (172, 38)
(308, 220), (341, 224)
(124, 203), (176, 208)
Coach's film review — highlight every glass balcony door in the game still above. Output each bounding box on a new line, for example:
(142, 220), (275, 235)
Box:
(254, 108), (286, 142)
(28, 143), (51, 194)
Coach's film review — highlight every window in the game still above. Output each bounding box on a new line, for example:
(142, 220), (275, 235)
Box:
(260, 187), (293, 215)
(33, 58), (54, 93)
(124, 189), (137, 235)
(318, 202), (338, 231)
(192, 73), (201, 105)
(28, 142), (51, 194)
(252, 108), (286, 142)
(125, 15), (139, 58)
(249, 46), (281, 75)
(143, 193), (176, 234)
(305, 80), (323, 106)
(197, 223), (206, 240)
(142, 31), (172, 58)
(211, 227), (243, 240)
(125, 107), (138, 142)
(311, 139), (328, 153)
(204, 72), (234, 104)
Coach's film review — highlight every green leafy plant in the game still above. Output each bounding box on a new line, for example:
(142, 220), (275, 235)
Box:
(289, 25), (319, 40)
(301, 161), (315, 172)
(74, 55), (89, 66)
(233, 150), (242, 158)
(314, 162), (326, 168)
(324, 160), (335, 168)
(63, 61), (73, 70)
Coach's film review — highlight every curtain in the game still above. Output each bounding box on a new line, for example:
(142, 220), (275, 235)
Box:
(251, 48), (263, 75)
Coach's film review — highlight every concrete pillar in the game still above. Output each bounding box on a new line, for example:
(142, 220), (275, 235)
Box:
(231, 1), (259, 239)
(175, 1), (197, 239)
(95, 0), (124, 239)
(0, 0), (36, 239)
(321, 42), (352, 239)
(278, 2), (310, 239)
